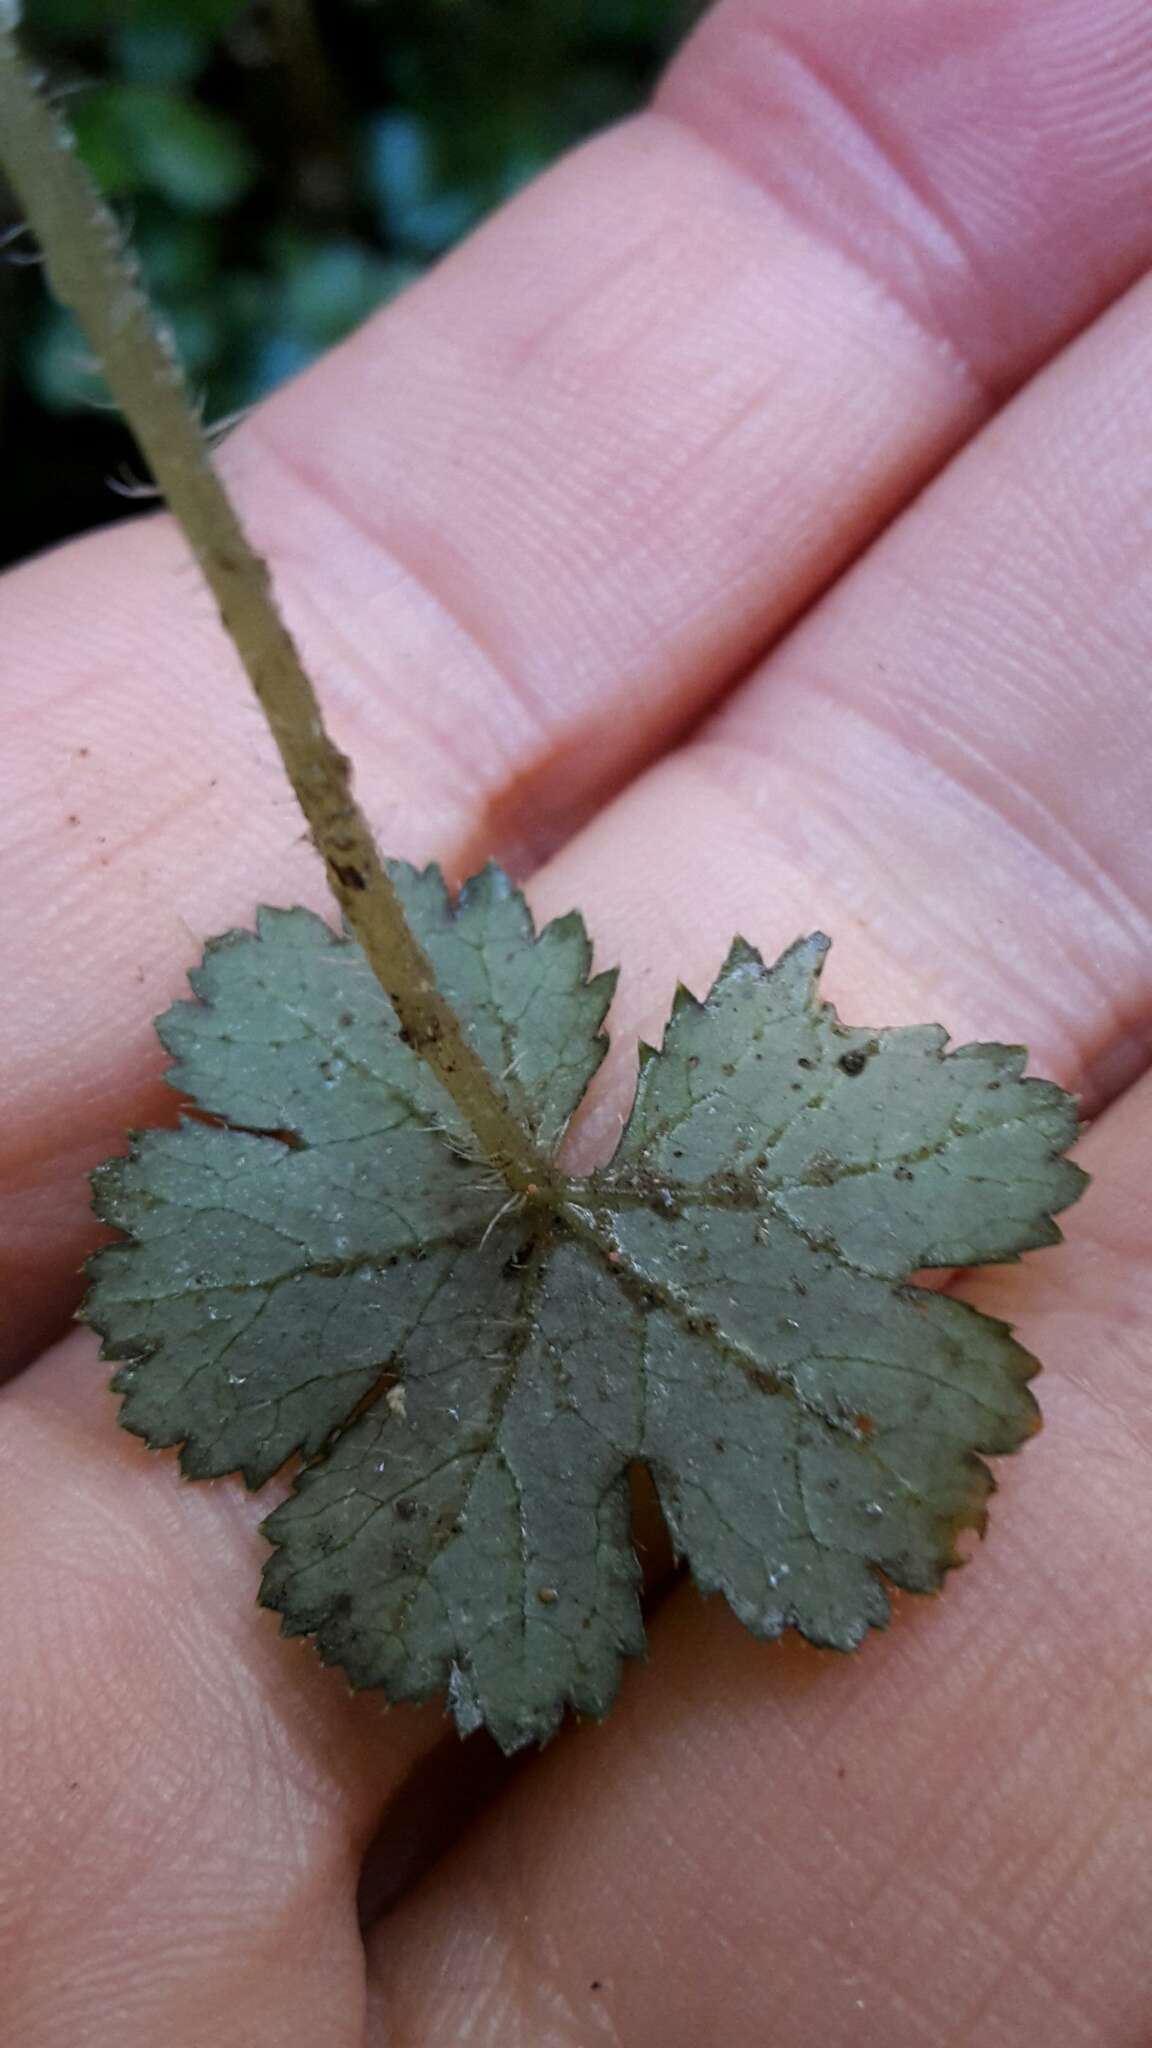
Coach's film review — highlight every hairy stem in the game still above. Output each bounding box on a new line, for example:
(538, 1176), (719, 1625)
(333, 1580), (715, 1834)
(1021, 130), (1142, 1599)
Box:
(0, 17), (546, 1190)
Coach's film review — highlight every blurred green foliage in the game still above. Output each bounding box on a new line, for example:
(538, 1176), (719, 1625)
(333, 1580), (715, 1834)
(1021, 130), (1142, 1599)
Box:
(0, 0), (701, 563)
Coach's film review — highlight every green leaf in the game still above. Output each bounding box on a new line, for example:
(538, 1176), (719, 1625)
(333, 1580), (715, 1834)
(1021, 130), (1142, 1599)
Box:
(72, 85), (254, 214)
(84, 866), (1086, 1752)
(112, 22), (209, 90)
(271, 233), (399, 350)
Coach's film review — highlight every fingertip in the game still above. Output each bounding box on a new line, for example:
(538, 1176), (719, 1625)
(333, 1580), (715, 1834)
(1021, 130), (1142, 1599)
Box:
(661, 0), (1152, 393)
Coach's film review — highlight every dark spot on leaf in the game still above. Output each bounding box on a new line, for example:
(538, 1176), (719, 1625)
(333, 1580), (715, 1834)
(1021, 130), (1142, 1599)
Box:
(797, 1055), (815, 1070)
(838, 1050), (868, 1076)
(893, 1164), (914, 1182)
(395, 1498), (418, 1521)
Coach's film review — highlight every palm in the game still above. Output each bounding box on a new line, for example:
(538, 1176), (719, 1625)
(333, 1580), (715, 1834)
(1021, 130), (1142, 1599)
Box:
(3, 1), (1152, 2040)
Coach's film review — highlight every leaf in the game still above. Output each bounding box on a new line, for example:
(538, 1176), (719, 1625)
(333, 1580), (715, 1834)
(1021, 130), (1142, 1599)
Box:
(72, 85), (254, 215)
(84, 864), (1086, 1753)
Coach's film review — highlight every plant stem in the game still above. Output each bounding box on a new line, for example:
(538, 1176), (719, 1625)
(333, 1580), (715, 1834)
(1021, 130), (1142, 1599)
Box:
(0, 18), (545, 1191)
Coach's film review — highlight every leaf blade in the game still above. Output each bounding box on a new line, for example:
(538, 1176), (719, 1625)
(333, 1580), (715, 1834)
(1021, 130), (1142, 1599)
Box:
(611, 933), (1085, 1272)
(84, 873), (1086, 1750)
(260, 1234), (645, 1751)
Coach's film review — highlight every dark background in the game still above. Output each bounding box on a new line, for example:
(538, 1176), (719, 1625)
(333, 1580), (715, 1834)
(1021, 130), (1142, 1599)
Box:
(0, 0), (701, 571)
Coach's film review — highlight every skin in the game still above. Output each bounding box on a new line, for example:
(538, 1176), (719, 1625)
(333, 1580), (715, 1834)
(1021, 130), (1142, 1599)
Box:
(2, 0), (1152, 2038)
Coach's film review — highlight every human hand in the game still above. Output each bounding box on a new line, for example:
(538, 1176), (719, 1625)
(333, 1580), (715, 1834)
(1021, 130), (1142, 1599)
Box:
(3, 1), (1152, 2040)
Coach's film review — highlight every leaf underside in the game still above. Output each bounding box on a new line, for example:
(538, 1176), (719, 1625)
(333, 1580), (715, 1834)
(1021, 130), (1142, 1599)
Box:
(84, 862), (1087, 1753)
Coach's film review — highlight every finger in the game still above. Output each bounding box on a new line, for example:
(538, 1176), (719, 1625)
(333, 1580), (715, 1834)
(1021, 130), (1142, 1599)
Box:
(0, 1325), (448, 2047)
(365, 1090), (1152, 2048)
(10, 0), (1152, 1363)
(669, 0), (1152, 396)
(536, 266), (1152, 1183)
